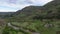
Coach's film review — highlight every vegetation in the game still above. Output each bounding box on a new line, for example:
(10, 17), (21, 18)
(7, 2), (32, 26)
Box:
(0, 0), (60, 34)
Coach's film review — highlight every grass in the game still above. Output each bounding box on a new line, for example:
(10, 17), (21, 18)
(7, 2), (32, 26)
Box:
(2, 19), (60, 34)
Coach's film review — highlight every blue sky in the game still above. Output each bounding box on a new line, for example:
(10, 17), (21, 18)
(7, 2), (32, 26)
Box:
(0, 0), (53, 12)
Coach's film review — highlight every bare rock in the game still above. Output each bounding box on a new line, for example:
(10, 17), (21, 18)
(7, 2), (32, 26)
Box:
(44, 23), (53, 28)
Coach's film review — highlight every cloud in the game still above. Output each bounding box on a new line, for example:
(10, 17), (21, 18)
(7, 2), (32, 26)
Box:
(0, 0), (53, 12)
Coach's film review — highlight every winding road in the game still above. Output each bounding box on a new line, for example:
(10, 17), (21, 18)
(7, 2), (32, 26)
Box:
(8, 23), (40, 34)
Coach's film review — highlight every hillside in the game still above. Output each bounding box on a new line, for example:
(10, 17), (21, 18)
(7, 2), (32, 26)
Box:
(43, 0), (60, 19)
(1, 0), (60, 34)
(7, 6), (43, 22)
(10, 0), (60, 21)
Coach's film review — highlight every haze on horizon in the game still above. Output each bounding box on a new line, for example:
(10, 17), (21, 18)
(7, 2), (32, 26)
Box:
(0, 0), (53, 12)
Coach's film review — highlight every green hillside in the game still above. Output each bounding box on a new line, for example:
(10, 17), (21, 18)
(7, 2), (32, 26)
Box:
(1, 0), (60, 34)
(7, 0), (60, 22)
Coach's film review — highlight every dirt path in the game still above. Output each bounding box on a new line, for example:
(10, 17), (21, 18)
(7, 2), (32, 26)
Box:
(8, 23), (40, 34)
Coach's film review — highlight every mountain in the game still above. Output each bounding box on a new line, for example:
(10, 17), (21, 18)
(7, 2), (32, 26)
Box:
(0, 12), (15, 18)
(0, 12), (14, 15)
(10, 6), (46, 21)
(8, 0), (60, 22)
(2, 0), (60, 34)
(43, 0), (60, 19)
(0, 0), (60, 20)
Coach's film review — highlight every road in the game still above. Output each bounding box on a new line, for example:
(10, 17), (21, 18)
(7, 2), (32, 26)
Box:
(8, 23), (40, 34)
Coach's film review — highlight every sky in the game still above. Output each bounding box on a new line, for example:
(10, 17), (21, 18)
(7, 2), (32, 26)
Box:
(0, 0), (53, 12)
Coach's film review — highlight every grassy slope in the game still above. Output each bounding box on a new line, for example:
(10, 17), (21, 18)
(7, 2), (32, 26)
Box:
(3, 0), (60, 34)
(11, 20), (60, 34)
(3, 19), (60, 34)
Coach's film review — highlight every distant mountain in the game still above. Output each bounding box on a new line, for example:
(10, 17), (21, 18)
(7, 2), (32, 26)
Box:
(0, 12), (15, 18)
(0, 12), (14, 15)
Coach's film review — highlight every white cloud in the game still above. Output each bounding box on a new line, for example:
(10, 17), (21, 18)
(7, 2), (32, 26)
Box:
(0, 9), (16, 12)
(29, 0), (53, 5)
(0, 1), (30, 11)
(0, 0), (53, 12)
